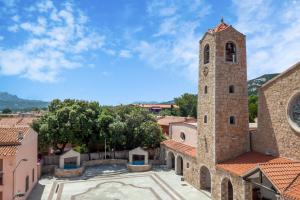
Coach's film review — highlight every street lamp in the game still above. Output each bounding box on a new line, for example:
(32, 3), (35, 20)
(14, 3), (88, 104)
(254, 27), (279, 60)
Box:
(12, 158), (28, 200)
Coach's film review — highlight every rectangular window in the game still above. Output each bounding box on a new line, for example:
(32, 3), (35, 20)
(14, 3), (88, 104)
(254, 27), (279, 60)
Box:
(204, 86), (208, 94)
(204, 115), (208, 123)
(229, 85), (235, 93)
(0, 191), (2, 200)
(230, 116), (236, 125)
(0, 159), (3, 186)
(32, 168), (34, 182)
(25, 176), (29, 192)
(0, 159), (3, 171)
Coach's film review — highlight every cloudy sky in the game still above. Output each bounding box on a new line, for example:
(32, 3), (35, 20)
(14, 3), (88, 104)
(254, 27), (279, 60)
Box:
(0, 0), (300, 105)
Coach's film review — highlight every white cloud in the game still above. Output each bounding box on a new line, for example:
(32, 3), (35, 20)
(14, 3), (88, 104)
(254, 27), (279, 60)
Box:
(232, 0), (300, 79)
(0, 0), (105, 82)
(12, 14), (19, 22)
(7, 24), (18, 32)
(135, 0), (210, 81)
(0, 36), (3, 41)
(119, 50), (132, 58)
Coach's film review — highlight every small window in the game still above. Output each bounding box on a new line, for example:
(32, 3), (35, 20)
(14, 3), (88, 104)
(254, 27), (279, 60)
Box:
(229, 116), (236, 125)
(0, 174), (3, 186)
(226, 42), (237, 62)
(204, 86), (208, 94)
(32, 168), (34, 182)
(25, 175), (29, 192)
(204, 44), (210, 64)
(0, 159), (3, 171)
(180, 132), (186, 141)
(229, 85), (235, 93)
(0, 191), (2, 200)
(204, 115), (208, 123)
(186, 162), (190, 168)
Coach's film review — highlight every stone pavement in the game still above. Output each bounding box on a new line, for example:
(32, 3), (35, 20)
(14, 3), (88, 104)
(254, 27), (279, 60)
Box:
(28, 165), (211, 200)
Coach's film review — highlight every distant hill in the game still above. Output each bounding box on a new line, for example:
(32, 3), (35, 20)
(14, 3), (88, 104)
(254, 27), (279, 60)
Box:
(248, 73), (279, 96)
(132, 73), (280, 104)
(0, 92), (49, 111)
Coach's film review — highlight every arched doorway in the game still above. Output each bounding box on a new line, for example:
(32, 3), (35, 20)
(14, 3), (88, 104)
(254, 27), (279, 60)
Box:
(166, 151), (175, 170)
(221, 178), (233, 200)
(200, 166), (211, 192)
(175, 155), (183, 175)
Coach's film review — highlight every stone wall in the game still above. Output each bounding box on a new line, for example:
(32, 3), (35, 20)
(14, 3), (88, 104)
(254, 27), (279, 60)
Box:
(213, 168), (252, 200)
(54, 166), (85, 178)
(254, 63), (300, 160)
(82, 159), (127, 167)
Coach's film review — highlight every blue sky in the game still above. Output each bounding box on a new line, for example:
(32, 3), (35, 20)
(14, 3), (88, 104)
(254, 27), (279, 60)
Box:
(0, 0), (300, 105)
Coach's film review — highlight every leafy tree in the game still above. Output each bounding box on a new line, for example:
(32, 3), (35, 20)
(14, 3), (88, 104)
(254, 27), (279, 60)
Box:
(2, 108), (12, 114)
(249, 95), (258, 123)
(174, 93), (197, 118)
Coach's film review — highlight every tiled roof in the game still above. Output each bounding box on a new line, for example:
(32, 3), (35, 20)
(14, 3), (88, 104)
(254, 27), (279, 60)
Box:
(161, 139), (196, 158)
(216, 151), (290, 176)
(0, 117), (35, 127)
(217, 151), (300, 199)
(0, 127), (31, 156)
(157, 116), (193, 126)
(0, 127), (30, 145)
(208, 22), (229, 33)
(259, 161), (300, 199)
(285, 175), (300, 200)
(0, 146), (18, 156)
(135, 104), (179, 109)
(214, 22), (229, 32)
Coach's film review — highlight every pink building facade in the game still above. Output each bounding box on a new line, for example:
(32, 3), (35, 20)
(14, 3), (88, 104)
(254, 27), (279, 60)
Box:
(169, 122), (197, 147)
(0, 126), (38, 200)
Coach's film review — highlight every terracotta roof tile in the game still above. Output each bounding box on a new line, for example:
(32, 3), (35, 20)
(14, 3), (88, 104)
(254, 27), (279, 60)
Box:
(161, 139), (196, 158)
(259, 161), (300, 197)
(214, 22), (229, 32)
(216, 152), (286, 176)
(0, 117), (35, 127)
(0, 145), (18, 156)
(284, 175), (300, 200)
(157, 116), (193, 126)
(0, 127), (30, 145)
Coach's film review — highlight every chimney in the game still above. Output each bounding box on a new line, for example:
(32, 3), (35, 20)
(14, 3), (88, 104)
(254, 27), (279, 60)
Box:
(18, 132), (24, 141)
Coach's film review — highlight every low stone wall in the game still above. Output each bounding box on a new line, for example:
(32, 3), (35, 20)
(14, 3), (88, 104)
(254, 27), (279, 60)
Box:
(54, 166), (85, 178)
(41, 165), (56, 175)
(127, 164), (152, 172)
(83, 159), (127, 167)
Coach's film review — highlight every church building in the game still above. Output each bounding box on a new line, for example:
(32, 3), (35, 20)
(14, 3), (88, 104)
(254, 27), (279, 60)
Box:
(162, 19), (300, 200)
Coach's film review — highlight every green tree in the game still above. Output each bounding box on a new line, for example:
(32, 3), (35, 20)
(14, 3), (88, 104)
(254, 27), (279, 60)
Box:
(174, 93), (197, 118)
(2, 108), (12, 114)
(249, 95), (258, 123)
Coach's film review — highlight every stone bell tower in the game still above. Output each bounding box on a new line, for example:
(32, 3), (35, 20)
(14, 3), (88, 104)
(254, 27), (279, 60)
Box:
(197, 19), (249, 165)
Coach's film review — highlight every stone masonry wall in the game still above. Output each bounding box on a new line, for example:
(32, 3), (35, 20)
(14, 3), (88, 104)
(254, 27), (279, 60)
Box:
(214, 27), (249, 163)
(254, 64), (300, 160)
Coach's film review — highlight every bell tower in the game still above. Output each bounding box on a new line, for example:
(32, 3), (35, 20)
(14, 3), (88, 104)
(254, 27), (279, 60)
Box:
(197, 19), (249, 165)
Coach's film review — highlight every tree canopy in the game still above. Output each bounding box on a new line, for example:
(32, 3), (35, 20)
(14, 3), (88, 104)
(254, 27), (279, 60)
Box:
(1, 108), (12, 114)
(32, 99), (164, 155)
(174, 93), (197, 118)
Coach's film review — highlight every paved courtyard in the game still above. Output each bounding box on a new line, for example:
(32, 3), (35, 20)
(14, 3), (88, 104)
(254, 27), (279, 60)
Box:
(29, 165), (211, 200)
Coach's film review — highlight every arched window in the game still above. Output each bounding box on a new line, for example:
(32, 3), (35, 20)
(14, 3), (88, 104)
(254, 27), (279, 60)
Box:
(204, 44), (210, 64)
(180, 132), (186, 141)
(225, 42), (237, 62)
